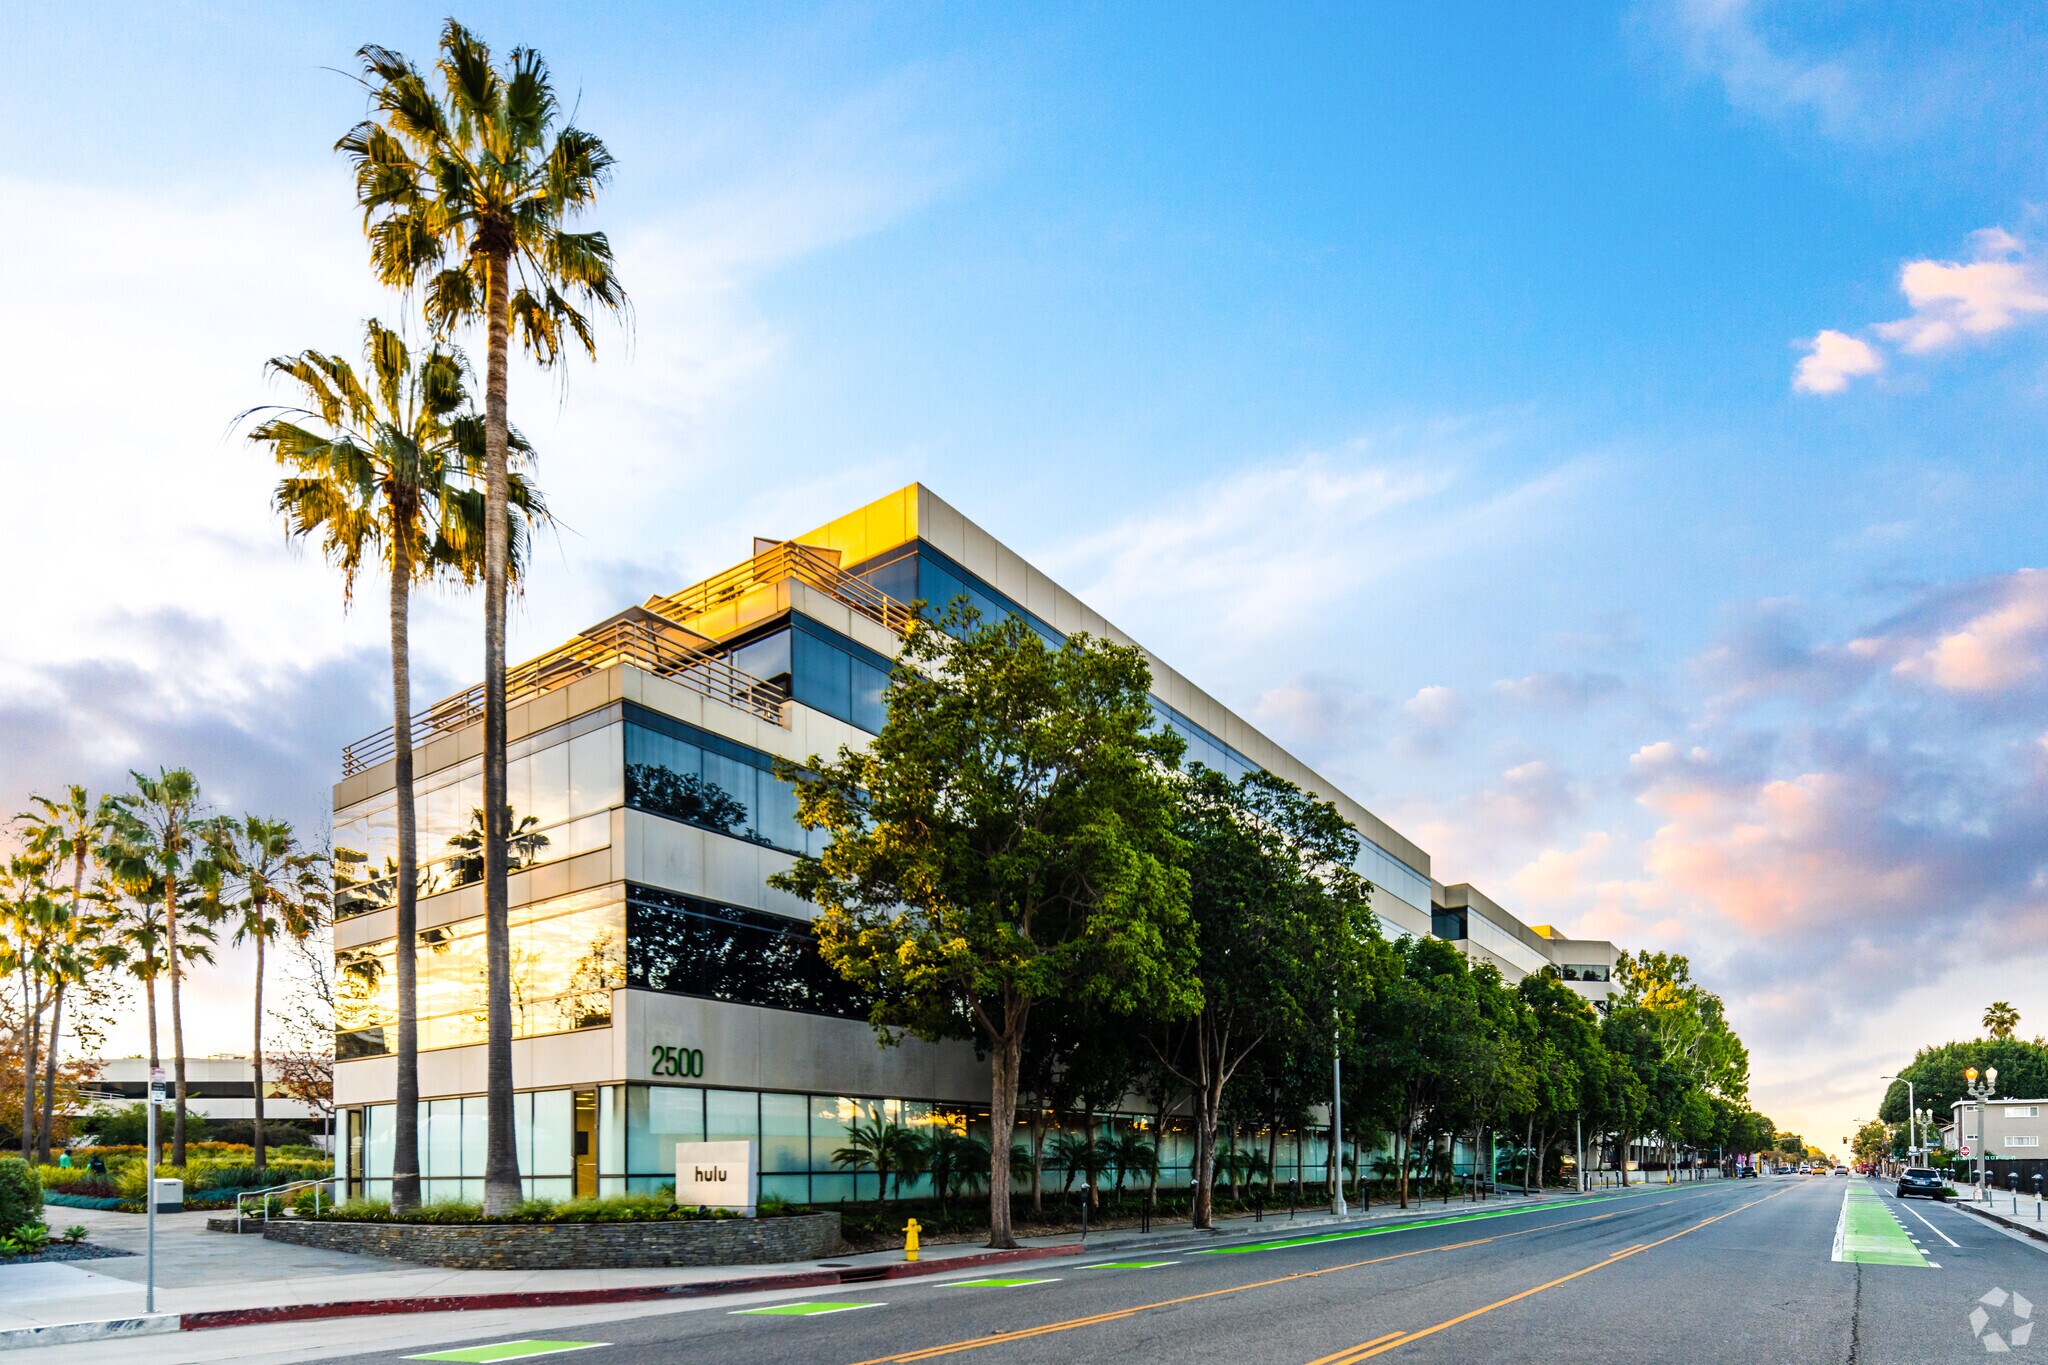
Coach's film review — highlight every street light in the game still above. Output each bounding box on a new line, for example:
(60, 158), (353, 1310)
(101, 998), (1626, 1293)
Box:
(1882, 1075), (1916, 1171)
(1965, 1065), (1999, 1202)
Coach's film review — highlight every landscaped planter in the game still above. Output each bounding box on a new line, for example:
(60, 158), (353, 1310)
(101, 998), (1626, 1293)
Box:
(256, 1211), (843, 1269)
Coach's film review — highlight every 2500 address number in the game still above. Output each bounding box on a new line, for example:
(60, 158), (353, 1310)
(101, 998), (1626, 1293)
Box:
(649, 1045), (705, 1078)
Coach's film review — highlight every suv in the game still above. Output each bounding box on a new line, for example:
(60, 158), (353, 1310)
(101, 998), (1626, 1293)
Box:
(1896, 1167), (1945, 1200)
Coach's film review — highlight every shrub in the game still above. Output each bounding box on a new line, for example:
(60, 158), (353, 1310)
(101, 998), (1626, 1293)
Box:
(80, 1104), (210, 1147)
(1, 1223), (51, 1254)
(61, 1225), (86, 1243)
(0, 1159), (43, 1234)
(206, 1121), (315, 1150)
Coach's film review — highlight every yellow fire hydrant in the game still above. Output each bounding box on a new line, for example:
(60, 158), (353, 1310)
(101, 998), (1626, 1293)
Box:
(904, 1217), (922, 1262)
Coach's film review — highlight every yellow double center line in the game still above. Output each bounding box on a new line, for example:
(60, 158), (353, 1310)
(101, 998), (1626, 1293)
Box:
(846, 1196), (1697, 1364)
(1306, 1183), (1798, 1363)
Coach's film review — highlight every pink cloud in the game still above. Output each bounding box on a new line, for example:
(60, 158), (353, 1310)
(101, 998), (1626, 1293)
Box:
(1793, 329), (1882, 394)
(1888, 567), (2048, 693)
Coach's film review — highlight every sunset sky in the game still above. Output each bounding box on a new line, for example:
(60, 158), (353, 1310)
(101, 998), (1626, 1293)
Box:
(5, 1), (2048, 1151)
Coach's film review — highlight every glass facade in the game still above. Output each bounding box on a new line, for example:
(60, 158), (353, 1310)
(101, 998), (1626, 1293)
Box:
(334, 708), (623, 919)
(348, 1088), (584, 1203)
(623, 705), (823, 857)
(851, 539), (1436, 916)
(625, 884), (868, 1020)
(708, 619), (891, 735)
(335, 887), (626, 1058)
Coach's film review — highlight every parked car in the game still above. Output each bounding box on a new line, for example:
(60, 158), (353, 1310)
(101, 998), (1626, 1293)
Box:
(1896, 1168), (1945, 1200)
(1739, 1166), (1759, 1178)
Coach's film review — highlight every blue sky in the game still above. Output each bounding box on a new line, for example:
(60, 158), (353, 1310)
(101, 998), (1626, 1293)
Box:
(5, 2), (2048, 1149)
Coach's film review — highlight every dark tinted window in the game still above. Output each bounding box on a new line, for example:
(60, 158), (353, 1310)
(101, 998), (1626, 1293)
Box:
(626, 884), (869, 1020)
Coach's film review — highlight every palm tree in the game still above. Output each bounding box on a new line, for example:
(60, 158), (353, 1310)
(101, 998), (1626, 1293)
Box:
(201, 817), (328, 1179)
(833, 1110), (919, 1204)
(106, 769), (209, 1166)
(916, 1130), (989, 1216)
(341, 20), (626, 1214)
(19, 787), (119, 1162)
(1105, 1125), (1157, 1204)
(0, 853), (58, 1156)
(245, 319), (539, 1212)
(1985, 1002), (2021, 1041)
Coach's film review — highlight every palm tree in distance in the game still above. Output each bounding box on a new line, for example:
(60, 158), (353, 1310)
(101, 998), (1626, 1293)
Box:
(1985, 1001), (2021, 1041)
(19, 786), (119, 1162)
(342, 21), (627, 1213)
(246, 318), (543, 1210)
(106, 769), (209, 1166)
(201, 816), (328, 1179)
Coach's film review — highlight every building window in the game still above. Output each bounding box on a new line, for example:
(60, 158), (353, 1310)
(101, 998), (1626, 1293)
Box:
(625, 884), (869, 1021)
(1562, 964), (1612, 983)
(335, 887), (626, 1058)
(334, 709), (622, 919)
(2005, 1106), (2041, 1119)
(623, 705), (823, 857)
(2007, 1136), (2041, 1148)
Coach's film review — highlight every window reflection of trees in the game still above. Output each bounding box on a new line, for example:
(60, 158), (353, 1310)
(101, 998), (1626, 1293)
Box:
(625, 764), (748, 836)
(332, 895), (625, 1057)
(626, 886), (868, 1020)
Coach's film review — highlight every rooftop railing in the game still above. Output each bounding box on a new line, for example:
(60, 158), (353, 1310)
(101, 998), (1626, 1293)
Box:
(645, 540), (917, 638)
(339, 608), (789, 776)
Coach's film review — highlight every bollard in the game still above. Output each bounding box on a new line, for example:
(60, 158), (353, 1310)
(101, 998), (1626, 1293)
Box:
(904, 1217), (921, 1262)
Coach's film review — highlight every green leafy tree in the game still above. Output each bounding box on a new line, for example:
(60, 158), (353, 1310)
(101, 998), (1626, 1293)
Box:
(1152, 766), (1379, 1227)
(341, 21), (626, 1214)
(0, 854), (59, 1157)
(1355, 936), (1496, 1208)
(1851, 1118), (1891, 1165)
(1882, 1038), (2048, 1127)
(1984, 1002), (2021, 1041)
(770, 606), (1198, 1247)
(1514, 970), (1605, 1190)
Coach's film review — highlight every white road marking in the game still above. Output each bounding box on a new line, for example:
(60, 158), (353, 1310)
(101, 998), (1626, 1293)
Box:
(1898, 1199), (1962, 1247)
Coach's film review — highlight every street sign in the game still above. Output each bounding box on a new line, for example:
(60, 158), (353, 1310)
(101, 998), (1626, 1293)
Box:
(1959, 1144), (1971, 1156)
(148, 1082), (166, 1104)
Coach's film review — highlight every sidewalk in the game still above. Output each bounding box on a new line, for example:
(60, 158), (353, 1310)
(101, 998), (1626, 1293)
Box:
(0, 1178), (1716, 1348)
(1951, 1186), (2048, 1243)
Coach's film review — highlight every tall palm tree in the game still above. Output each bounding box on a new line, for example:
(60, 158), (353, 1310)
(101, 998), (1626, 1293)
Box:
(201, 816), (328, 1179)
(341, 21), (626, 1213)
(0, 853), (58, 1156)
(1985, 1001), (2021, 1041)
(107, 769), (209, 1165)
(246, 318), (540, 1211)
(20, 787), (119, 1162)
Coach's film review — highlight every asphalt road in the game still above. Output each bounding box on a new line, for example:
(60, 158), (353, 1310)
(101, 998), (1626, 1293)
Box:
(308, 1177), (2048, 1364)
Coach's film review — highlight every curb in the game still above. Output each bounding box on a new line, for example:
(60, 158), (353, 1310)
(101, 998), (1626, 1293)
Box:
(1956, 1200), (2048, 1245)
(0, 1242), (1083, 1346)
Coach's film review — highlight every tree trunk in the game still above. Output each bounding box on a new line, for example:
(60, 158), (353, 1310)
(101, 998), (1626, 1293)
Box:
(143, 964), (159, 1070)
(1266, 1109), (1279, 1202)
(18, 964), (35, 1158)
(38, 983), (66, 1164)
(987, 1011), (1025, 1249)
(1396, 1113), (1410, 1209)
(165, 826), (188, 1168)
(389, 531), (422, 1212)
(1149, 1090), (1166, 1207)
(251, 929), (267, 1181)
(480, 239), (523, 1216)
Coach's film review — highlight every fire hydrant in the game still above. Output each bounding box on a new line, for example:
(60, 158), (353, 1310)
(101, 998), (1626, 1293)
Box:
(904, 1218), (921, 1262)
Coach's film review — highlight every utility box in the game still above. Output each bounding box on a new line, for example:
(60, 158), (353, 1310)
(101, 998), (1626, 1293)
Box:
(152, 1178), (183, 1213)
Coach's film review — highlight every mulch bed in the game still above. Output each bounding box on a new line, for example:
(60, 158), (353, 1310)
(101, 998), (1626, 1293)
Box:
(0, 1243), (134, 1264)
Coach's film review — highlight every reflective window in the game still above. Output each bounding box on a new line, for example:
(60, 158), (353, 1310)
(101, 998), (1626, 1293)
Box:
(334, 709), (623, 919)
(623, 706), (827, 858)
(335, 887), (626, 1057)
(625, 885), (870, 1020)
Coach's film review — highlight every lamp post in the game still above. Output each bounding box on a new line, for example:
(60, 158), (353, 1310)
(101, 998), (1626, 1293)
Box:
(1331, 1010), (1347, 1218)
(1882, 1075), (1916, 1174)
(1965, 1066), (1999, 1201)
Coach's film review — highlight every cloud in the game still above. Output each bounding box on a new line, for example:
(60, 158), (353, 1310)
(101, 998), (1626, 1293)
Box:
(1403, 685), (1462, 728)
(1493, 670), (1624, 710)
(1795, 230), (2048, 394)
(1792, 329), (1882, 394)
(1845, 569), (2048, 697)
(1660, 0), (1862, 137)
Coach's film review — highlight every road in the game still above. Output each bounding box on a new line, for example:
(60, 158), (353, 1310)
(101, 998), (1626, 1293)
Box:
(87, 1176), (2048, 1364)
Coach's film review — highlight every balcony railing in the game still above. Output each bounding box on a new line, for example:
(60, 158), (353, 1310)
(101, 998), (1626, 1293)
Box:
(339, 607), (788, 776)
(645, 540), (917, 638)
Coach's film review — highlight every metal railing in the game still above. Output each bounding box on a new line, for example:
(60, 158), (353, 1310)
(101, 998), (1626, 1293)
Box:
(646, 540), (916, 638)
(341, 609), (790, 775)
(234, 1175), (331, 1231)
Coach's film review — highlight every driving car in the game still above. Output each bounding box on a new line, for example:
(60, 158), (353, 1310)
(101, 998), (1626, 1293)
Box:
(1835, 1165), (1849, 1175)
(1739, 1165), (1759, 1178)
(1896, 1167), (1945, 1199)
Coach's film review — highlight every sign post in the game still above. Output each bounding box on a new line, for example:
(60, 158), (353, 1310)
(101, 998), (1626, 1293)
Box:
(674, 1141), (758, 1217)
(146, 1068), (165, 1315)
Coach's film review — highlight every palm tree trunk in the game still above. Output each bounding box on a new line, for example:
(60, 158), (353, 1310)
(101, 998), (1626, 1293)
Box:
(389, 533), (422, 1213)
(166, 856), (189, 1168)
(143, 963), (159, 1070)
(37, 982), (65, 1165)
(986, 998), (1026, 1249)
(18, 963), (35, 1158)
(480, 239), (522, 1216)
(251, 929), (267, 1182)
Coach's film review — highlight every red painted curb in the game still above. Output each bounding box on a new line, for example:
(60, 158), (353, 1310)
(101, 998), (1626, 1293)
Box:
(177, 1242), (1085, 1332)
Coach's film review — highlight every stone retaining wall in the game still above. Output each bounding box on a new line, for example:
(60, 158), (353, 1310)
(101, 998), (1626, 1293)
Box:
(256, 1211), (842, 1269)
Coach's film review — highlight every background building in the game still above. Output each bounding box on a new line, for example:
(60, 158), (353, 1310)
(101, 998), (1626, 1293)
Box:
(330, 484), (1619, 1202)
(88, 1056), (323, 1126)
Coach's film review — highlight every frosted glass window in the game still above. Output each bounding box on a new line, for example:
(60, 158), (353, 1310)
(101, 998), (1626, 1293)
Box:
(526, 741), (570, 831)
(570, 726), (623, 813)
(760, 1093), (810, 1173)
(811, 1097), (864, 1169)
(706, 1089), (759, 1146)
(627, 1086), (703, 1174)
(424, 1098), (462, 1183)
(364, 1103), (394, 1181)
(530, 1089), (574, 1177)
(461, 1095), (489, 1179)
